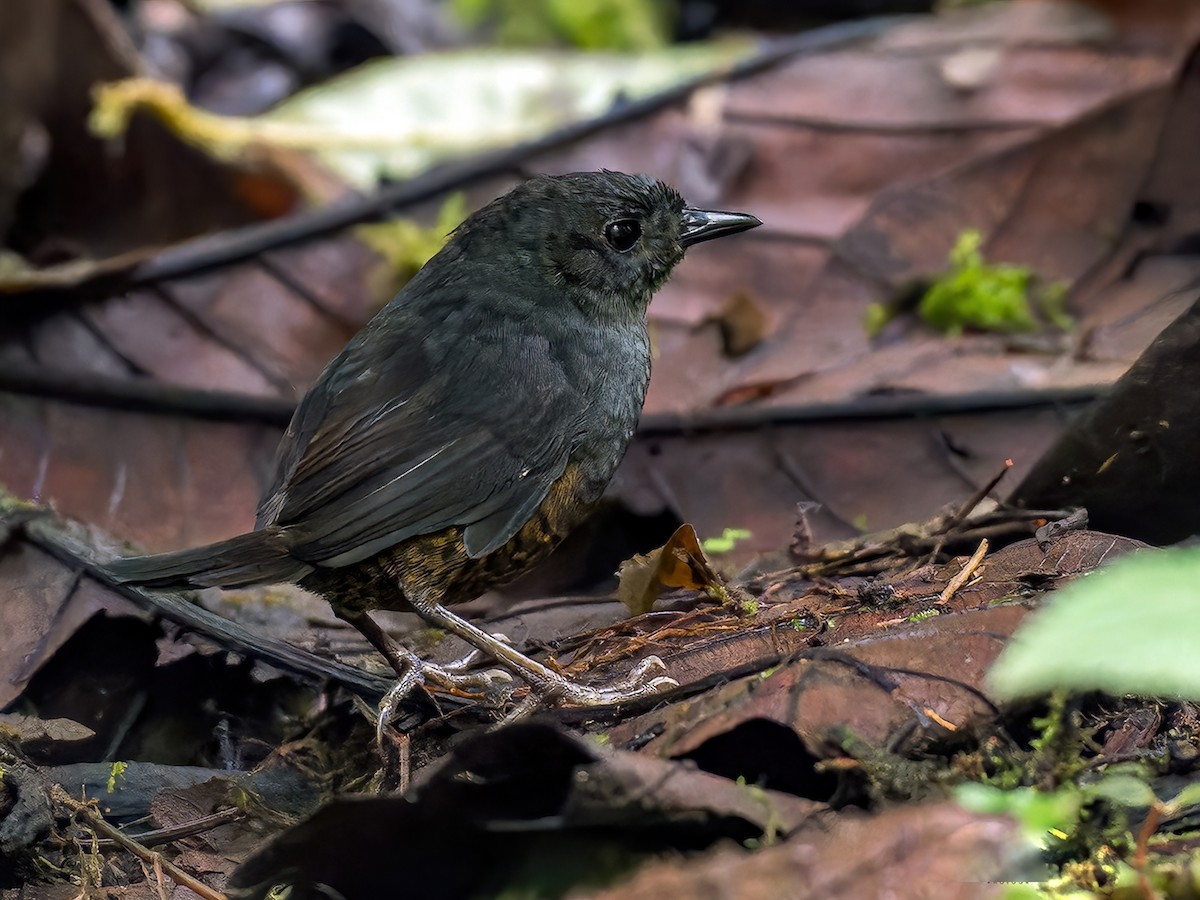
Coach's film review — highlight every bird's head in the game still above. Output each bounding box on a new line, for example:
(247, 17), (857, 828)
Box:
(449, 170), (761, 322)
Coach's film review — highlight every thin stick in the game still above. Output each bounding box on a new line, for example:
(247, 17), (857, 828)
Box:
(94, 807), (244, 850)
(1133, 802), (1162, 900)
(925, 459), (1012, 565)
(938, 538), (988, 605)
(945, 459), (1014, 531)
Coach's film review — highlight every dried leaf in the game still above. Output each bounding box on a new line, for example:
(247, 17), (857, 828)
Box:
(617, 523), (725, 615)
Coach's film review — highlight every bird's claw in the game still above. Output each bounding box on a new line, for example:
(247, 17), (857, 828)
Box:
(376, 663), (425, 746)
(374, 662), (517, 744)
(427, 666), (516, 706)
(530, 654), (680, 708)
(374, 653), (677, 745)
(441, 634), (513, 673)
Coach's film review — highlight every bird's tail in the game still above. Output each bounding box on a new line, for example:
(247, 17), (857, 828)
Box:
(107, 527), (313, 589)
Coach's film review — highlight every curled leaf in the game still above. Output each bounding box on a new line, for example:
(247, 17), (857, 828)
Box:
(617, 523), (728, 615)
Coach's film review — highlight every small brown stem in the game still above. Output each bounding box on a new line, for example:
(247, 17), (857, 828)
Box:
(925, 459), (1013, 564)
(946, 459), (1014, 530)
(1134, 801), (1162, 900)
(938, 538), (988, 605)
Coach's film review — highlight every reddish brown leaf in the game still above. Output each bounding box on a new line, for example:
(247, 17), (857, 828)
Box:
(572, 801), (1019, 900)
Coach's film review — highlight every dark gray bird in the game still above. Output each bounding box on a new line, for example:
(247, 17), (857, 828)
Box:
(110, 170), (760, 717)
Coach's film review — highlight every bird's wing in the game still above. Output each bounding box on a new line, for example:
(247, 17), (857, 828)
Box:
(260, 315), (578, 567)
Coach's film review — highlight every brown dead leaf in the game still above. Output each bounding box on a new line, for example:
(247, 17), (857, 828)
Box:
(1013, 294), (1200, 544)
(619, 605), (1028, 765)
(0, 532), (143, 709)
(0, 0), (301, 293)
(617, 523), (726, 615)
(0, 500), (395, 725)
(602, 530), (1144, 767)
(572, 800), (1019, 900)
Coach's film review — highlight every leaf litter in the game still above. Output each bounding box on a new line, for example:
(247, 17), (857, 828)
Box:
(6, 1), (1200, 898)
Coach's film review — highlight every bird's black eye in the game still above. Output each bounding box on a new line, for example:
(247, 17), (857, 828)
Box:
(604, 219), (641, 253)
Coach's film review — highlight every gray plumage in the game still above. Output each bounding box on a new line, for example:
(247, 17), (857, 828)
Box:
(110, 172), (759, 594)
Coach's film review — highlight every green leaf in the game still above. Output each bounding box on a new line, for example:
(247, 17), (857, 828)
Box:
(955, 783), (1081, 845)
(1166, 781), (1200, 813)
(989, 548), (1200, 701)
(265, 44), (749, 188)
(1081, 774), (1156, 809)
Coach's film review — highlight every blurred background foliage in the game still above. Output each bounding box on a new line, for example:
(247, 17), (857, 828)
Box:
(451, 0), (676, 51)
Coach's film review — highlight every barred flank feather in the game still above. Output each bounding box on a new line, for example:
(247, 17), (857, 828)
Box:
(107, 527), (312, 589)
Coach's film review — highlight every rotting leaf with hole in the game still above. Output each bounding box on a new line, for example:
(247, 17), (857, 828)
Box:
(617, 523), (728, 615)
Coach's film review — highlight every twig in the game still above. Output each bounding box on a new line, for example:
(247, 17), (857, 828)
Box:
(946, 459), (1014, 531)
(94, 808), (244, 850)
(925, 459), (1013, 564)
(51, 785), (227, 900)
(938, 539), (988, 605)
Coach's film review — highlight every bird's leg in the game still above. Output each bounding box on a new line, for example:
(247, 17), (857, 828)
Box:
(333, 608), (515, 734)
(405, 589), (678, 708)
(440, 633), (513, 674)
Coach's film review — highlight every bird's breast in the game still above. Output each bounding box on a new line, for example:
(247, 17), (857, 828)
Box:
(562, 320), (651, 505)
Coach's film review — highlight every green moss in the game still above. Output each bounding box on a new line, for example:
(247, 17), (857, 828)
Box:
(106, 760), (128, 794)
(896, 229), (1075, 337)
(906, 608), (941, 623)
(919, 230), (1035, 335)
(702, 527), (752, 555)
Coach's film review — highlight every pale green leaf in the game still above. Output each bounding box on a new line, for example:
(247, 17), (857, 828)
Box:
(1166, 781), (1200, 812)
(989, 548), (1200, 701)
(954, 783), (1080, 845)
(1081, 774), (1156, 809)
(265, 44), (750, 188)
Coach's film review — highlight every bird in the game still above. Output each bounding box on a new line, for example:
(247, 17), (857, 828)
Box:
(109, 170), (761, 722)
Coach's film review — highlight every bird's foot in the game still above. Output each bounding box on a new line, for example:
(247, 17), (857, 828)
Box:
(334, 607), (518, 738)
(402, 594), (680, 719)
(500, 655), (678, 725)
(375, 658), (515, 742)
(539, 655), (677, 705)
(439, 633), (514, 674)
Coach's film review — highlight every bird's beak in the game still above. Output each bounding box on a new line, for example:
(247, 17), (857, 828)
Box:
(680, 208), (762, 248)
